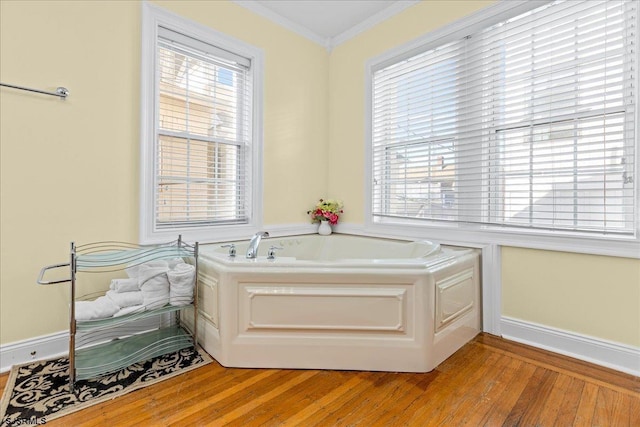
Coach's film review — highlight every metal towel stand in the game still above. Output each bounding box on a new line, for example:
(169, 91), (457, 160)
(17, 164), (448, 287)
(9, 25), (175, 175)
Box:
(0, 82), (69, 99)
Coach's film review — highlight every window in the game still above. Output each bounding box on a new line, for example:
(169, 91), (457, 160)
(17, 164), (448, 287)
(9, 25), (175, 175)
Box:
(369, 0), (637, 240)
(141, 3), (263, 243)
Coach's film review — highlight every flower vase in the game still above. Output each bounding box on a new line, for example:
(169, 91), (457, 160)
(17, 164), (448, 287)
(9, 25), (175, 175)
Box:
(318, 221), (332, 235)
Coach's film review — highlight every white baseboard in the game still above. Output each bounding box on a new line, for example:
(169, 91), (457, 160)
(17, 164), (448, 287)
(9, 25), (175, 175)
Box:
(0, 316), (166, 373)
(3, 316), (637, 377)
(0, 331), (69, 373)
(501, 316), (640, 377)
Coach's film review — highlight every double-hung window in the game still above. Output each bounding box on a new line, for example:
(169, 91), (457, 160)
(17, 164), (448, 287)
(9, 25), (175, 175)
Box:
(369, 0), (637, 243)
(141, 3), (263, 243)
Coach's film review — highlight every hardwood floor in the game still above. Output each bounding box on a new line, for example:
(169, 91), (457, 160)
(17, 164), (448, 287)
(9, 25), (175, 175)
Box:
(1, 333), (638, 426)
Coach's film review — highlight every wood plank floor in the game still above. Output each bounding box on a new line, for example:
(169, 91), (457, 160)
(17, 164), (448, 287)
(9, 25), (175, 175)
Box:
(1, 333), (638, 426)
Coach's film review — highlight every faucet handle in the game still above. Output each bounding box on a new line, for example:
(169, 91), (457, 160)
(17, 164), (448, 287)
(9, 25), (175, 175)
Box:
(221, 244), (236, 257)
(267, 245), (283, 260)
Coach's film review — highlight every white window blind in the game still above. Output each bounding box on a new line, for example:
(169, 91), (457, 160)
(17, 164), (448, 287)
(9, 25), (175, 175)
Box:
(155, 27), (253, 229)
(371, 0), (637, 236)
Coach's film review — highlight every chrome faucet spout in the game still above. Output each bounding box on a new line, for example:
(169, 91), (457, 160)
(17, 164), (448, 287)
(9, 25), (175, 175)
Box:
(246, 231), (269, 259)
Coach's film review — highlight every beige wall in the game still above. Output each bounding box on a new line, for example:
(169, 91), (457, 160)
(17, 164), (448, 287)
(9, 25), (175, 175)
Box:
(326, 0), (640, 348)
(502, 248), (640, 346)
(0, 0), (328, 344)
(1, 0), (638, 350)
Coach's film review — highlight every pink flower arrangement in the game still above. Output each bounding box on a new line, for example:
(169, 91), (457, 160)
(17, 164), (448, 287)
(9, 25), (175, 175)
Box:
(307, 199), (344, 225)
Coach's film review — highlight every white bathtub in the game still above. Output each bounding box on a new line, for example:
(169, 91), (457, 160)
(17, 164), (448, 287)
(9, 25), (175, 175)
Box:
(192, 234), (481, 372)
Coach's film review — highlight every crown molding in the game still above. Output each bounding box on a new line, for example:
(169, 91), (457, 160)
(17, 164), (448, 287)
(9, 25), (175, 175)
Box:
(329, 1), (419, 50)
(232, 0), (331, 48)
(232, 0), (419, 51)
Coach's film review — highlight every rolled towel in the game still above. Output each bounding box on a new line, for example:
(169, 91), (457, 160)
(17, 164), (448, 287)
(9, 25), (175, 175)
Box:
(109, 278), (139, 293)
(106, 289), (143, 308)
(75, 296), (119, 321)
(114, 305), (145, 317)
(168, 263), (195, 306)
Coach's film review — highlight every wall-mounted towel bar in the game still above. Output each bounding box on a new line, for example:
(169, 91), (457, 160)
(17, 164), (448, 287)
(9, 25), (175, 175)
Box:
(0, 82), (69, 99)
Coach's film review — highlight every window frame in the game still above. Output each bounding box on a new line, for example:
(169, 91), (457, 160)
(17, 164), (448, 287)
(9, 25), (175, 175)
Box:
(365, 0), (640, 258)
(140, 2), (264, 244)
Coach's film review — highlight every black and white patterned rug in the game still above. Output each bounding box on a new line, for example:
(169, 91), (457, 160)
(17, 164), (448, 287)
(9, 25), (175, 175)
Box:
(0, 346), (211, 426)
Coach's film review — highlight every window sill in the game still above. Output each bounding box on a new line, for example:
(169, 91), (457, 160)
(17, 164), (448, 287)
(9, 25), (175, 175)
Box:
(359, 220), (640, 259)
(140, 223), (262, 246)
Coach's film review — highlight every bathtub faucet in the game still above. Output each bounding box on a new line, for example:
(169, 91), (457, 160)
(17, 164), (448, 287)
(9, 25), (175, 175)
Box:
(246, 231), (269, 259)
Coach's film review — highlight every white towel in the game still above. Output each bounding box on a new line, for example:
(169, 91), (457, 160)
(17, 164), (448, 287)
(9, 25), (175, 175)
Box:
(106, 289), (143, 308)
(141, 276), (170, 309)
(168, 263), (195, 307)
(126, 259), (169, 280)
(75, 296), (119, 321)
(168, 262), (195, 283)
(109, 278), (139, 293)
(167, 257), (185, 270)
(137, 261), (169, 285)
(139, 263), (170, 310)
(113, 305), (145, 317)
(125, 264), (139, 279)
